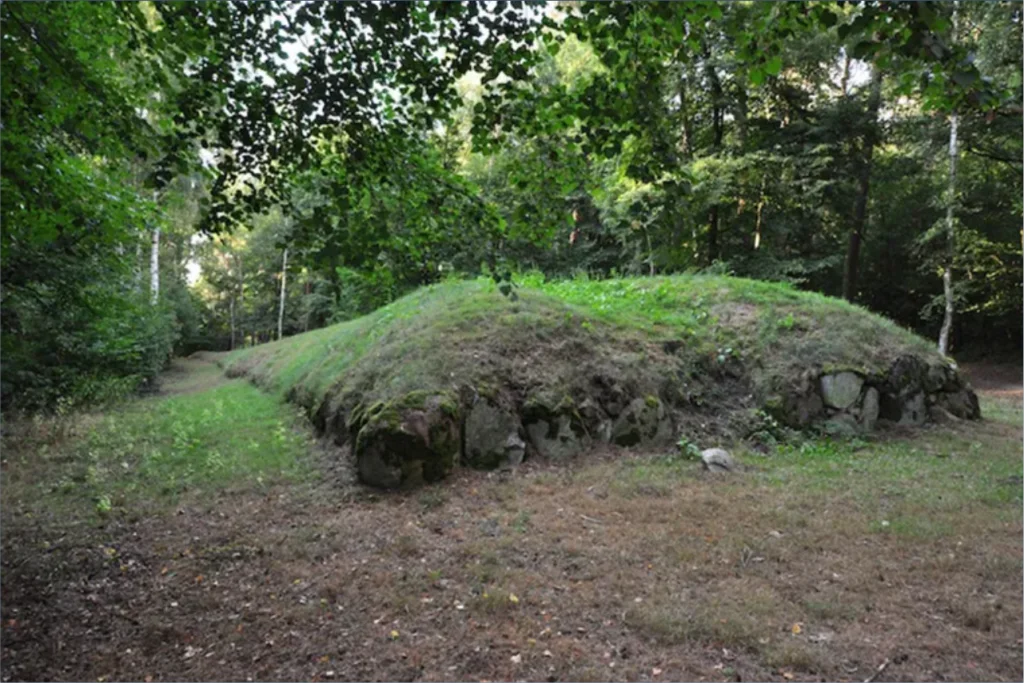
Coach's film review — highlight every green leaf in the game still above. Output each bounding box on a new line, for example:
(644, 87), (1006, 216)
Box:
(764, 55), (783, 77)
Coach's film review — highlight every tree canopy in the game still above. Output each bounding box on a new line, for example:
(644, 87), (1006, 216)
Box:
(2, 0), (1020, 411)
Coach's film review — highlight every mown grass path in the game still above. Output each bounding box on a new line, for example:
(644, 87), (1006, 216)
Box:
(2, 357), (1021, 682)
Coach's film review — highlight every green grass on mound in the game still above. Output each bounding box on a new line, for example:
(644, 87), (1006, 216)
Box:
(224, 274), (940, 441)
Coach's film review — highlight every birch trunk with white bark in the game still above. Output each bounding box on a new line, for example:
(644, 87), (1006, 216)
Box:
(278, 248), (288, 341)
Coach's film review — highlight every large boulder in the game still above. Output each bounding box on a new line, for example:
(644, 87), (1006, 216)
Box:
(610, 397), (673, 447)
(578, 398), (613, 443)
(777, 391), (824, 427)
(353, 393), (460, 488)
(591, 374), (630, 418)
(823, 412), (860, 437)
(820, 372), (864, 410)
(924, 362), (955, 393)
(463, 400), (526, 469)
(936, 389), (981, 420)
(884, 355), (928, 398)
(860, 387), (880, 431)
(880, 391), (927, 426)
(525, 414), (585, 460)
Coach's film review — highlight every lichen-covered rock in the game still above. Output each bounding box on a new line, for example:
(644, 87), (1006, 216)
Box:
(823, 412), (860, 437)
(701, 448), (735, 472)
(591, 374), (629, 418)
(885, 355), (928, 397)
(860, 387), (880, 430)
(463, 400), (525, 469)
(880, 391), (927, 426)
(610, 397), (673, 447)
(924, 362), (954, 393)
(775, 390), (824, 427)
(936, 389), (981, 420)
(503, 433), (527, 467)
(525, 414), (584, 460)
(353, 393), (460, 489)
(820, 372), (864, 410)
(578, 398), (612, 443)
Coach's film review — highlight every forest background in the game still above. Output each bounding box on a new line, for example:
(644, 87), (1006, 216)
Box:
(2, 1), (1020, 412)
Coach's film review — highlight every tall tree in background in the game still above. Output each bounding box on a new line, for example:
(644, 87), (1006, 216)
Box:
(842, 66), (883, 302)
(278, 247), (289, 342)
(938, 110), (959, 355)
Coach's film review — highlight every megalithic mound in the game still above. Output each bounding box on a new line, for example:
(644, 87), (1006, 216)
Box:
(224, 276), (979, 489)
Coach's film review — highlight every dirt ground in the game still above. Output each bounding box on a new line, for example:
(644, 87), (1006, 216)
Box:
(1, 359), (1021, 682)
(961, 361), (1023, 398)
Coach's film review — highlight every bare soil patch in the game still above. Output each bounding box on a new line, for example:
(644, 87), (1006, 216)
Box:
(961, 361), (1023, 398)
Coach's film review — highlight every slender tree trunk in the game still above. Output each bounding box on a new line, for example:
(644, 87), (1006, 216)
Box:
(734, 76), (748, 149)
(678, 64), (693, 160)
(707, 94), (723, 263)
(754, 177), (767, 250)
(150, 227), (160, 305)
(842, 67), (883, 302)
(278, 248), (289, 341)
(135, 239), (143, 293)
(229, 297), (236, 351)
(840, 50), (852, 98)
(304, 280), (311, 332)
(235, 254), (245, 348)
(644, 230), (655, 276)
(938, 112), (959, 356)
(705, 52), (724, 265)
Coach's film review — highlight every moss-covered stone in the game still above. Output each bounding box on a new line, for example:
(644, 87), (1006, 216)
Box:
(525, 414), (583, 460)
(610, 397), (673, 447)
(463, 400), (525, 470)
(353, 392), (460, 489)
(936, 389), (981, 420)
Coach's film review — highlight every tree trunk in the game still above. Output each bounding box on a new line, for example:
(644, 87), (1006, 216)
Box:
(938, 112), (959, 356)
(304, 280), (311, 332)
(229, 297), (236, 351)
(236, 254), (245, 348)
(840, 50), (852, 98)
(150, 227), (160, 305)
(678, 64), (693, 160)
(841, 67), (883, 302)
(754, 177), (767, 250)
(135, 239), (143, 293)
(278, 248), (289, 341)
(734, 75), (748, 149)
(705, 51), (724, 265)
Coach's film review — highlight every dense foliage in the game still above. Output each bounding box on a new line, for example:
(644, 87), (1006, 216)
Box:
(2, 1), (1020, 411)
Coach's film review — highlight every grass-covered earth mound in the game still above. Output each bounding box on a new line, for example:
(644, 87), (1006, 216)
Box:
(224, 275), (979, 488)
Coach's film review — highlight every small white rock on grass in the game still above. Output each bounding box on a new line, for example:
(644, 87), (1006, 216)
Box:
(700, 448), (735, 472)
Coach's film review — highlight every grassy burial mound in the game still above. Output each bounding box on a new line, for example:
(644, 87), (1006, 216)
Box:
(224, 276), (980, 488)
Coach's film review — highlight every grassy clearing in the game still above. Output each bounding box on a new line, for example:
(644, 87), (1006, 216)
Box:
(2, 358), (314, 522)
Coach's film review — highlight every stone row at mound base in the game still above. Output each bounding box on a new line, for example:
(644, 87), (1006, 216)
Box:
(305, 352), (979, 489)
(771, 354), (979, 434)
